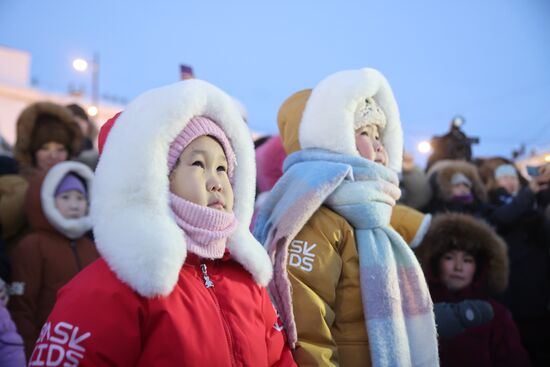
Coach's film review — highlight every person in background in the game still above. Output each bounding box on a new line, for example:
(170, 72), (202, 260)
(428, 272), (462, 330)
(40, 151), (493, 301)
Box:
(486, 162), (550, 366)
(0, 102), (83, 249)
(424, 160), (487, 216)
(9, 161), (97, 358)
(416, 212), (531, 367)
(66, 103), (99, 170)
(399, 151), (433, 210)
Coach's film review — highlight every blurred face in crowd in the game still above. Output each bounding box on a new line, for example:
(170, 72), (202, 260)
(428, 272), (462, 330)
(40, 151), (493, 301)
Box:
(451, 182), (471, 197)
(35, 142), (69, 170)
(438, 250), (476, 291)
(75, 116), (90, 137)
(355, 125), (388, 166)
(496, 175), (519, 195)
(169, 136), (234, 213)
(55, 190), (88, 219)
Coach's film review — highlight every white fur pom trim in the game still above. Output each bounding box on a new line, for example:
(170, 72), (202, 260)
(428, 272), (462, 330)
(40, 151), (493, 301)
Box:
(410, 214), (432, 249)
(92, 80), (271, 297)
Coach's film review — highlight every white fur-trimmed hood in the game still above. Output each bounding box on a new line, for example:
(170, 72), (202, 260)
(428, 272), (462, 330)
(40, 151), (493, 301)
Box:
(92, 80), (272, 298)
(300, 68), (404, 172)
(41, 161), (94, 240)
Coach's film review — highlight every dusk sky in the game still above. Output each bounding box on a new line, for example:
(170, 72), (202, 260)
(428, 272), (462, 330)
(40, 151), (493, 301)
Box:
(1, 0), (549, 165)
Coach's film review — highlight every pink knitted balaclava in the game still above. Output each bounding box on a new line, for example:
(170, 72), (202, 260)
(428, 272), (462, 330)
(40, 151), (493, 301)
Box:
(168, 116), (238, 259)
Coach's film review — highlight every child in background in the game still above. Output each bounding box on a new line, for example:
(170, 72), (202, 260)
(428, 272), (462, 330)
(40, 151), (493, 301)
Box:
(9, 161), (97, 357)
(416, 212), (531, 367)
(254, 68), (438, 366)
(29, 80), (295, 366)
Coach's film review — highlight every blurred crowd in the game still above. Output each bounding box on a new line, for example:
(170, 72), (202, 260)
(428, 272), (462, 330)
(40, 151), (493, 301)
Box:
(0, 88), (549, 366)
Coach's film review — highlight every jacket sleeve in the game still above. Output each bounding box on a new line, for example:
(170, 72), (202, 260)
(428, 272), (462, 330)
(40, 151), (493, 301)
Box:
(27, 270), (143, 367)
(262, 288), (297, 367)
(287, 213), (353, 367)
(488, 187), (536, 226)
(390, 204), (431, 249)
(0, 175), (28, 242)
(8, 233), (43, 357)
(0, 303), (26, 367)
(489, 301), (532, 367)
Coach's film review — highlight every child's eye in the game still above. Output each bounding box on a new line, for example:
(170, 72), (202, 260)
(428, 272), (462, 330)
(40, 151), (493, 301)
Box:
(361, 131), (369, 137)
(192, 161), (204, 168)
(217, 165), (227, 172)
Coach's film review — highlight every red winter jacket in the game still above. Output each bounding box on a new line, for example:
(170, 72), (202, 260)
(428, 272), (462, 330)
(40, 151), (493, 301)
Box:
(29, 254), (296, 367)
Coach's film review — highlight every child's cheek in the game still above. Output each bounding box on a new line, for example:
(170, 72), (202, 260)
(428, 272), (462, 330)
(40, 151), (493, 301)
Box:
(355, 136), (375, 160)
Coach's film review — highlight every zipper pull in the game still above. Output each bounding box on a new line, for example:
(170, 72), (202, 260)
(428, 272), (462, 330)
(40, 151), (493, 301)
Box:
(200, 264), (214, 288)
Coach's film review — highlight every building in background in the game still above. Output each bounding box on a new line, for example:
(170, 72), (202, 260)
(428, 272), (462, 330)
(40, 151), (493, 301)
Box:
(0, 45), (122, 150)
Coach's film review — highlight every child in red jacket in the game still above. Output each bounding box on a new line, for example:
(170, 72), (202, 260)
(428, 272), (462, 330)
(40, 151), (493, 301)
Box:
(28, 80), (295, 366)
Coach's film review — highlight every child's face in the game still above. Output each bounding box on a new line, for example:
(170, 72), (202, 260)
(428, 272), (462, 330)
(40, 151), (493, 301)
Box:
(354, 125), (388, 166)
(35, 141), (68, 170)
(496, 175), (519, 195)
(55, 190), (88, 219)
(438, 250), (476, 291)
(451, 183), (471, 197)
(170, 136), (234, 212)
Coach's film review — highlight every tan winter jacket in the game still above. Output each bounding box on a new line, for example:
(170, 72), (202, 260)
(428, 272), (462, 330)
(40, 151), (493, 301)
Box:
(277, 87), (429, 366)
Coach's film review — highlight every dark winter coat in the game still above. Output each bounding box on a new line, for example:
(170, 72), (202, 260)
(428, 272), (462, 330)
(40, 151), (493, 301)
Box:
(488, 186), (550, 321)
(8, 163), (98, 358)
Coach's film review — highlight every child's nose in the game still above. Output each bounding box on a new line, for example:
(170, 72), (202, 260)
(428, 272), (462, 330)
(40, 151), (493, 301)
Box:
(207, 176), (222, 192)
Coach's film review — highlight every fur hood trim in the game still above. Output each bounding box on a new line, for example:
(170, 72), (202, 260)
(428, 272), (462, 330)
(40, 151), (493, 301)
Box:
(14, 102), (83, 169)
(92, 80), (272, 298)
(300, 68), (403, 172)
(427, 160), (487, 202)
(41, 161), (94, 239)
(415, 212), (508, 294)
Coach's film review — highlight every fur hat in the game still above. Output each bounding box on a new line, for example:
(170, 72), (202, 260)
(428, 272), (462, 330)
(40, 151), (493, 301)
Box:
(93, 79), (272, 297)
(415, 212), (509, 294)
(428, 160), (487, 202)
(15, 102), (83, 169)
(299, 68), (403, 172)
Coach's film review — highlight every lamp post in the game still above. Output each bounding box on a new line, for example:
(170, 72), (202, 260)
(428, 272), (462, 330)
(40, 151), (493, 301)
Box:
(72, 52), (100, 117)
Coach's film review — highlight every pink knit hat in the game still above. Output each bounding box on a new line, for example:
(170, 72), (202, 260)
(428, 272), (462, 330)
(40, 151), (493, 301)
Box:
(168, 116), (236, 177)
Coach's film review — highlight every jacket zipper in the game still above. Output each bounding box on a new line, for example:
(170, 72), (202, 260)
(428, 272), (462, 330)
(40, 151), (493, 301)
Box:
(200, 262), (237, 367)
(70, 241), (83, 271)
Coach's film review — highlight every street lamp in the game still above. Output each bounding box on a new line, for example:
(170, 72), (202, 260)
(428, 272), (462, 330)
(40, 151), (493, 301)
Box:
(72, 52), (100, 117)
(417, 140), (432, 154)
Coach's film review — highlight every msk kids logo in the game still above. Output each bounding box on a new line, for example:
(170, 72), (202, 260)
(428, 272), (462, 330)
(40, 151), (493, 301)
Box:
(29, 321), (91, 367)
(288, 240), (317, 272)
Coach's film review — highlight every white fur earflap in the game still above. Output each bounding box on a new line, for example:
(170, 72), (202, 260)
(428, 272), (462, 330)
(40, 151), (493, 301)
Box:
(41, 161), (94, 240)
(300, 68), (404, 172)
(92, 80), (272, 298)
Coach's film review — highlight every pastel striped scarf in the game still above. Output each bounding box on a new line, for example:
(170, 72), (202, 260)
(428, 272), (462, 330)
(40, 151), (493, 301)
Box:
(254, 149), (439, 367)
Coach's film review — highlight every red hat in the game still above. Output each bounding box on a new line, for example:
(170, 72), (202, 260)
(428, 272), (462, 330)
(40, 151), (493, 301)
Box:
(98, 112), (122, 155)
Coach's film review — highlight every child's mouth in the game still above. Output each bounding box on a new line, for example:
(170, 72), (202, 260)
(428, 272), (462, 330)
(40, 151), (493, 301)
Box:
(208, 200), (225, 210)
